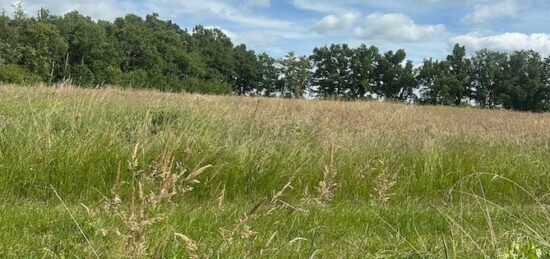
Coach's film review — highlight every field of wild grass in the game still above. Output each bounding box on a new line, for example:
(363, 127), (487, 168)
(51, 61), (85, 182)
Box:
(1, 84), (550, 258)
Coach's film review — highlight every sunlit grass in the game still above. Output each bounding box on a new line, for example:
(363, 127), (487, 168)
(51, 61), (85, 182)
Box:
(0, 84), (549, 257)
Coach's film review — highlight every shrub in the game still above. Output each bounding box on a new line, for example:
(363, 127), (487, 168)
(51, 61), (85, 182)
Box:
(117, 70), (150, 89)
(0, 63), (42, 85)
(181, 77), (233, 95)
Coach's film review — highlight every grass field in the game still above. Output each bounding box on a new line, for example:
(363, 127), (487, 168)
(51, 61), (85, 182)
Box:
(1, 84), (550, 258)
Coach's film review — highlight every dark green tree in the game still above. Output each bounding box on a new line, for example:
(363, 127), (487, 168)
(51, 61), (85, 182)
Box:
(499, 51), (550, 112)
(445, 44), (472, 105)
(232, 44), (261, 95)
(373, 49), (415, 101)
(280, 52), (311, 98)
(16, 19), (68, 82)
(310, 44), (353, 99)
(257, 53), (280, 97)
(191, 26), (235, 83)
(349, 45), (379, 99)
(417, 59), (455, 105)
(470, 49), (508, 108)
(55, 11), (121, 85)
(418, 44), (472, 106)
(0, 10), (18, 64)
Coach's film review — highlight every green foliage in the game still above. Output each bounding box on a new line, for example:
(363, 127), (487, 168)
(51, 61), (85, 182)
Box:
(232, 44), (261, 95)
(311, 44), (416, 101)
(446, 44), (472, 105)
(0, 13), (19, 64)
(374, 49), (416, 101)
(417, 44), (472, 106)
(280, 51), (312, 98)
(117, 69), (152, 89)
(0, 63), (41, 84)
(180, 78), (233, 95)
(499, 51), (550, 112)
(502, 241), (545, 259)
(470, 49), (509, 108)
(191, 25), (235, 82)
(311, 44), (354, 98)
(349, 44), (379, 99)
(15, 19), (68, 82)
(55, 11), (121, 86)
(0, 6), (246, 95)
(257, 53), (280, 97)
(417, 58), (453, 105)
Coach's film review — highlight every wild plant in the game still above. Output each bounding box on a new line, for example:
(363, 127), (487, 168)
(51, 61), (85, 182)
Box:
(93, 144), (210, 257)
(303, 144), (338, 206)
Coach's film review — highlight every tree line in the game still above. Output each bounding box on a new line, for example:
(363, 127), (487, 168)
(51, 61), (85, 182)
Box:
(1, 6), (549, 112)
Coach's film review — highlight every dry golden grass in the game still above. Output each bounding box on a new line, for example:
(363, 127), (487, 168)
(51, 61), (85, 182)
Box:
(2, 84), (549, 147)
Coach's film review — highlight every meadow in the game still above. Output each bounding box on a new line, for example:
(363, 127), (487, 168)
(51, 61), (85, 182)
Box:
(1, 84), (550, 258)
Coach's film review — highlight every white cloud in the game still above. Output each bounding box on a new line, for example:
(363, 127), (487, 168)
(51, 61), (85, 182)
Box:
(3, 0), (129, 20)
(451, 32), (550, 56)
(353, 13), (445, 42)
(244, 0), (271, 8)
(291, 0), (477, 14)
(220, 28), (279, 48)
(312, 12), (359, 35)
(291, 0), (351, 13)
(208, 25), (311, 50)
(2, 0), (292, 31)
(461, 0), (528, 24)
(144, 0), (293, 30)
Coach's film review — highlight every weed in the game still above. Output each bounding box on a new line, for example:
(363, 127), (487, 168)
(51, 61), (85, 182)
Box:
(95, 144), (210, 257)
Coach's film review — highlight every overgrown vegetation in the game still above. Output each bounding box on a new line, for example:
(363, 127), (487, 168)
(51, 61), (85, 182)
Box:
(1, 85), (549, 257)
(1, 4), (549, 111)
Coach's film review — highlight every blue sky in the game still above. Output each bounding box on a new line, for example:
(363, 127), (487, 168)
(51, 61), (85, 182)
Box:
(3, 0), (550, 62)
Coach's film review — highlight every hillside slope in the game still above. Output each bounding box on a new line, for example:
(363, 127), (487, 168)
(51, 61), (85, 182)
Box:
(1, 85), (549, 257)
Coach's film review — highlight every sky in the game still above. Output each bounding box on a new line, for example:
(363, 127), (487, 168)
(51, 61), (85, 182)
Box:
(2, 0), (550, 63)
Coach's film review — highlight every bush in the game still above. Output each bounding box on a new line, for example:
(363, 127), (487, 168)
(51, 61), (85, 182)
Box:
(0, 63), (42, 85)
(116, 72), (232, 95)
(117, 70), (147, 89)
(181, 77), (233, 95)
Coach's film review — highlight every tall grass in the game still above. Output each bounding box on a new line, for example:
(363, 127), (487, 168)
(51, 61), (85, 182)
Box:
(0, 84), (549, 257)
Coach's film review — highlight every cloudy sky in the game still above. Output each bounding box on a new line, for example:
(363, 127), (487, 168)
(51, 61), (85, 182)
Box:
(3, 0), (550, 62)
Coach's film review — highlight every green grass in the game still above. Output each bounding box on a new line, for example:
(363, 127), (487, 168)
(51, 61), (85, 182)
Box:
(1, 84), (550, 257)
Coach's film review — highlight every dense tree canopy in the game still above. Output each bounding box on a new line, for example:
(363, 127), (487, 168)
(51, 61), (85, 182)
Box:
(373, 49), (415, 102)
(311, 44), (353, 99)
(349, 44), (379, 99)
(1, 7), (549, 112)
(280, 52), (311, 98)
(469, 49), (509, 108)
